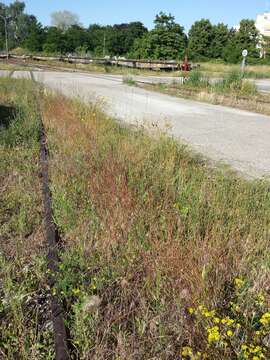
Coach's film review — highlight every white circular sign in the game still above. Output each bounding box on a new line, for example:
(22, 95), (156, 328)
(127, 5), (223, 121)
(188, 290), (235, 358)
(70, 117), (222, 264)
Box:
(242, 49), (248, 57)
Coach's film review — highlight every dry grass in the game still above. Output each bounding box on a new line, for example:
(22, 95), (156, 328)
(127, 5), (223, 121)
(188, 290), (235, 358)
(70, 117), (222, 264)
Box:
(0, 78), (53, 359)
(142, 82), (270, 116)
(41, 92), (270, 359)
(200, 62), (270, 79)
(1, 76), (269, 358)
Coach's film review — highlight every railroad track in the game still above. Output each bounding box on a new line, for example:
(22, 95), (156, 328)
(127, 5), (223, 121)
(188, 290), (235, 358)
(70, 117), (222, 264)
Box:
(5, 58), (185, 86)
(30, 72), (71, 360)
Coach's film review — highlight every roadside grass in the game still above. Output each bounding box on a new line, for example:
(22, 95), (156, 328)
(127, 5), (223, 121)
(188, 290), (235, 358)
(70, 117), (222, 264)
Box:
(199, 62), (270, 79)
(122, 75), (137, 86)
(42, 92), (270, 359)
(1, 76), (269, 359)
(0, 60), (28, 72)
(0, 78), (54, 359)
(144, 70), (270, 116)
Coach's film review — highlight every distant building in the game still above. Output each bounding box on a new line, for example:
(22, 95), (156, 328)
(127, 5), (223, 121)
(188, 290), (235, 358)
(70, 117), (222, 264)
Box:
(255, 12), (270, 57)
(256, 12), (270, 37)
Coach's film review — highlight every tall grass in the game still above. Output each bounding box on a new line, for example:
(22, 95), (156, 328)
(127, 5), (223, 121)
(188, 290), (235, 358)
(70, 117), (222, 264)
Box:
(42, 92), (270, 359)
(200, 62), (270, 79)
(184, 69), (257, 97)
(0, 78), (54, 359)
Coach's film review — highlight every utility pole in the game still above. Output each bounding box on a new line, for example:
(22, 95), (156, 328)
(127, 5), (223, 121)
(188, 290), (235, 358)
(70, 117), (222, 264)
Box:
(0, 14), (9, 59)
(103, 32), (106, 58)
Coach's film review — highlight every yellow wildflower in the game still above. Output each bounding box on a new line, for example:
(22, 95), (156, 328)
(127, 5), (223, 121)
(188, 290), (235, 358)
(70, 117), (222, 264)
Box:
(188, 307), (195, 314)
(256, 293), (265, 306)
(198, 305), (207, 313)
(221, 317), (235, 326)
(259, 312), (270, 326)
(182, 346), (193, 357)
(207, 326), (220, 343)
(214, 317), (220, 324)
(226, 330), (233, 337)
(204, 310), (215, 318)
(234, 278), (244, 288)
(253, 346), (262, 354)
(72, 288), (81, 295)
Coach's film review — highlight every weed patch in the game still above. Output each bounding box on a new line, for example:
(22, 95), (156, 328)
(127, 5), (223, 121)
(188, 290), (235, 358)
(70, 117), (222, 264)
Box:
(0, 78), (53, 358)
(41, 92), (270, 359)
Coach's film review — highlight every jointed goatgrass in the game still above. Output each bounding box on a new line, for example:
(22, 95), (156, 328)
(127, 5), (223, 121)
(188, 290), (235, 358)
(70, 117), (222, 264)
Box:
(42, 91), (270, 359)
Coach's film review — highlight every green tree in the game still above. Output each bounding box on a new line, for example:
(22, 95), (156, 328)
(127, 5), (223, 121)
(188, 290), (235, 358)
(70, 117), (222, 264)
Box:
(87, 22), (147, 57)
(64, 25), (89, 53)
(107, 22), (147, 56)
(125, 21), (147, 53)
(22, 16), (44, 52)
(87, 24), (108, 56)
(236, 19), (259, 58)
(223, 20), (259, 63)
(222, 29), (240, 63)
(210, 23), (230, 58)
(0, 0), (26, 49)
(0, 1), (45, 51)
(188, 19), (213, 60)
(43, 27), (66, 54)
(132, 12), (187, 60)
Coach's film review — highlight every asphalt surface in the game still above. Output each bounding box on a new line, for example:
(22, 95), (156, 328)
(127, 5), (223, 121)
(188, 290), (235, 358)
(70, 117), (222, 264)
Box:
(1, 69), (270, 178)
(254, 79), (270, 93)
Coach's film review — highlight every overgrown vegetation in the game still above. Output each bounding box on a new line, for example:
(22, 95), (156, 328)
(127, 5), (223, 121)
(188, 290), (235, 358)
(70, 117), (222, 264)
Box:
(0, 78), (53, 358)
(142, 70), (270, 116)
(185, 70), (258, 96)
(199, 62), (270, 79)
(42, 90), (270, 358)
(1, 77), (270, 359)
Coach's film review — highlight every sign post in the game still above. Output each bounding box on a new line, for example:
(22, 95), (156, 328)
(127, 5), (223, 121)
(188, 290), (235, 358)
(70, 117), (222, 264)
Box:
(241, 49), (248, 75)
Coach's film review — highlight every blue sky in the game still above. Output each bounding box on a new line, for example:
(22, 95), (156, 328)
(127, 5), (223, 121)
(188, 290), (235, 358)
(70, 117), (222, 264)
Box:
(3, 0), (269, 31)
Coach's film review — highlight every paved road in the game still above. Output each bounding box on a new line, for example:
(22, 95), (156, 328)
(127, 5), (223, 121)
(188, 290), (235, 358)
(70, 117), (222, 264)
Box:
(255, 79), (270, 93)
(1, 69), (270, 178)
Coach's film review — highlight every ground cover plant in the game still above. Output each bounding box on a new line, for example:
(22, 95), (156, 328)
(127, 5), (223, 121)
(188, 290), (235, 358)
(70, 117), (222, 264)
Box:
(0, 78), (55, 358)
(41, 90), (270, 359)
(1, 76), (269, 359)
(143, 70), (270, 116)
(199, 62), (270, 79)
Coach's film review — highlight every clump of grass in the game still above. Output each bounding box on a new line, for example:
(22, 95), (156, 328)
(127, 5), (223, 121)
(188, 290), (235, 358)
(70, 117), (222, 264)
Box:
(223, 69), (243, 90)
(200, 62), (270, 79)
(185, 70), (209, 88)
(42, 92), (270, 358)
(122, 75), (137, 86)
(213, 70), (258, 97)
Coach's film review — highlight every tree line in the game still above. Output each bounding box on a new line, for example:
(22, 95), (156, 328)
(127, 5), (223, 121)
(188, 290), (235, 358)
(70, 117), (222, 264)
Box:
(0, 1), (265, 63)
